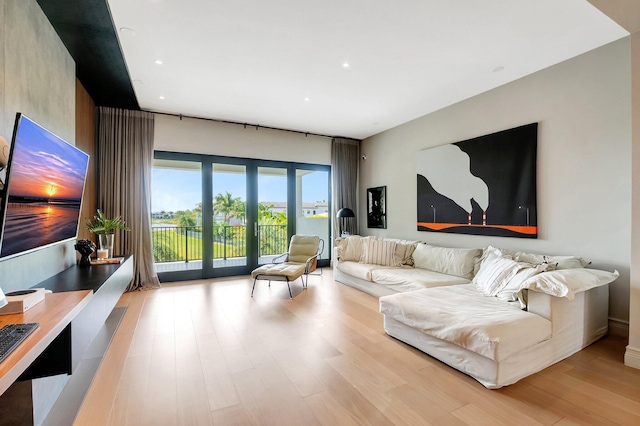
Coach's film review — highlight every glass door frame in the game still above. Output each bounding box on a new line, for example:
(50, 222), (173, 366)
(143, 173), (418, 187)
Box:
(154, 151), (331, 281)
(203, 155), (256, 278)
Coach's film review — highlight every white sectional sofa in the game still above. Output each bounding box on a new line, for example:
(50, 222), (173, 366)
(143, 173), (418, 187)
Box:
(333, 236), (618, 388)
(334, 236), (480, 297)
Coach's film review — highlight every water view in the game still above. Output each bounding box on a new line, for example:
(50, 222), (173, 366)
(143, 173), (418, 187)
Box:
(0, 202), (81, 257)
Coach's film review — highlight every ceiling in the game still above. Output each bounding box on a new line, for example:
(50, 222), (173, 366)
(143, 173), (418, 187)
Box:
(39, 1), (627, 140)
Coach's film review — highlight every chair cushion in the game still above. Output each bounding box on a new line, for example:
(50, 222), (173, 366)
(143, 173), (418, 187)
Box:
(251, 263), (306, 280)
(288, 235), (320, 263)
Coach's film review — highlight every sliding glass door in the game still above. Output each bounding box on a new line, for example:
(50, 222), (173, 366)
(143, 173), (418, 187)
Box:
(211, 163), (247, 271)
(152, 151), (330, 281)
(295, 167), (330, 265)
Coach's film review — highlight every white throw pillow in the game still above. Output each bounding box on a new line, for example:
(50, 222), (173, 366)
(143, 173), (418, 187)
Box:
(519, 268), (619, 300)
(473, 253), (525, 296)
(495, 262), (548, 305)
(361, 238), (398, 266)
(473, 246), (516, 277)
(515, 252), (589, 270)
(413, 244), (482, 279)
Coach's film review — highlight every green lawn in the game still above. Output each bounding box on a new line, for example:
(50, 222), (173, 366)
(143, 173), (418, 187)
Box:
(152, 230), (245, 262)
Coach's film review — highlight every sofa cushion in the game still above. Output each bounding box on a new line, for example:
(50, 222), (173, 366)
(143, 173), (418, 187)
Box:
(379, 284), (552, 361)
(335, 260), (391, 282)
(371, 268), (469, 293)
(412, 244), (482, 279)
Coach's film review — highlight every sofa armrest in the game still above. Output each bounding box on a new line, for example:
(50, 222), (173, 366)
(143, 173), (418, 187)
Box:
(527, 285), (609, 341)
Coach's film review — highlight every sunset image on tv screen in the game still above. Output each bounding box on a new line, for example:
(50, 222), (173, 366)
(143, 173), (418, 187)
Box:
(0, 115), (89, 258)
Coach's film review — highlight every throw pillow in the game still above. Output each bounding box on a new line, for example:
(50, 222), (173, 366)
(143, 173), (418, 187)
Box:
(413, 244), (482, 279)
(473, 252), (525, 296)
(518, 268), (619, 300)
(495, 262), (548, 306)
(341, 235), (369, 262)
(361, 238), (397, 266)
(394, 242), (417, 267)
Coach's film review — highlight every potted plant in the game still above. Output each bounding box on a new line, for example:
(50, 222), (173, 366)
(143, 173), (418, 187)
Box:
(85, 209), (130, 258)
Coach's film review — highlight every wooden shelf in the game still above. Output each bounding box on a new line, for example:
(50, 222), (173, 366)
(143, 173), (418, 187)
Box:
(0, 290), (92, 395)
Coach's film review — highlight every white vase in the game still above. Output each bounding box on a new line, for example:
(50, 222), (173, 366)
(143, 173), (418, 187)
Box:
(98, 234), (114, 259)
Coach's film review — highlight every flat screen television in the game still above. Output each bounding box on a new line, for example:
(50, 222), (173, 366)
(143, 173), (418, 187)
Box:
(0, 113), (89, 260)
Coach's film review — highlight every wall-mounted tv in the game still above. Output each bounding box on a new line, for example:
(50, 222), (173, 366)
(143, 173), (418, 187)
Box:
(0, 113), (89, 260)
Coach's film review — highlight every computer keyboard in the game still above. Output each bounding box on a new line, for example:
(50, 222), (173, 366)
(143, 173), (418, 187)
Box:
(0, 323), (39, 363)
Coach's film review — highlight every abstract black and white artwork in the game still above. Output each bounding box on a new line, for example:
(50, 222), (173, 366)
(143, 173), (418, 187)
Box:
(417, 123), (538, 238)
(367, 186), (386, 229)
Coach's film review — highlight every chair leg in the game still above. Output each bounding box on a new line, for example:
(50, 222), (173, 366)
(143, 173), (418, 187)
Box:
(286, 278), (292, 299)
(251, 277), (258, 297)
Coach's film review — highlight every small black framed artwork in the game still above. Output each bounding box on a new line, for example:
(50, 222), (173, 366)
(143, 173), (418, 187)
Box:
(367, 186), (386, 229)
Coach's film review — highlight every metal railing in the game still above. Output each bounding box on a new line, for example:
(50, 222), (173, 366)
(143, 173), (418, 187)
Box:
(152, 224), (287, 263)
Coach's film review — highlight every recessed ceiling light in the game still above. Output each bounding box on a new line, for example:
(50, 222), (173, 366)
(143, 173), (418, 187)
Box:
(304, 97), (310, 102)
(155, 60), (163, 65)
(119, 27), (136, 37)
(493, 66), (505, 73)
(343, 62), (350, 68)
(159, 96), (165, 100)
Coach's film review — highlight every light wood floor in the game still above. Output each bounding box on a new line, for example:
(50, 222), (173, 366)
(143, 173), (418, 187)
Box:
(74, 270), (640, 425)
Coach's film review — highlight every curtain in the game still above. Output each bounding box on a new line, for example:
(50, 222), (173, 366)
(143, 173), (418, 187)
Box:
(331, 138), (360, 236)
(97, 107), (160, 291)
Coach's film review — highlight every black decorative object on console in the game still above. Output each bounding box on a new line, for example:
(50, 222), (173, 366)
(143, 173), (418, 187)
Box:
(74, 239), (96, 267)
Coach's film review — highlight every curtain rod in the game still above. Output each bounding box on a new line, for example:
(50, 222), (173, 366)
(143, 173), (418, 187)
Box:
(149, 111), (360, 142)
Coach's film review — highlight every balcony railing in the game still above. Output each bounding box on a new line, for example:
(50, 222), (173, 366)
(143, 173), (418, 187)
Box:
(152, 224), (288, 263)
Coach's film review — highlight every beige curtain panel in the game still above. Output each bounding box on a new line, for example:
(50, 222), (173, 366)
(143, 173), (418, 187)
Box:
(331, 138), (360, 236)
(97, 107), (160, 291)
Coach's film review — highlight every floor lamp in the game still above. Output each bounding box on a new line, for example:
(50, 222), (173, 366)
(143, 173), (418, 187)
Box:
(336, 208), (355, 237)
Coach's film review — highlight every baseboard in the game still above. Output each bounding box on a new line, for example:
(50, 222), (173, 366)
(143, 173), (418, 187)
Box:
(625, 346), (640, 370)
(608, 317), (629, 338)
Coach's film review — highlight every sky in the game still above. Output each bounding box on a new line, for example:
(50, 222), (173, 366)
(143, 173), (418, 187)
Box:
(7, 116), (89, 201)
(151, 167), (329, 212)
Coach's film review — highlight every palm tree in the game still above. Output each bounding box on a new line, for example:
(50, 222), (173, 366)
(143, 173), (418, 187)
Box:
(257, 202), (275, 223)
(174, 210), (196, 227)
(232, 200), (246, 224)
(214, 191), (241, 223)
(193, 202), (203, 226)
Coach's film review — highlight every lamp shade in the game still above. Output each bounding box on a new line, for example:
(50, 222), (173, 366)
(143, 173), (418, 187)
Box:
(336, 208), (355, 218)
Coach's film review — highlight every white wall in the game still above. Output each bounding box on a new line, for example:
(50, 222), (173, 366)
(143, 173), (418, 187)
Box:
(361, 39), (631, 324)
(154, 114), (331, 165)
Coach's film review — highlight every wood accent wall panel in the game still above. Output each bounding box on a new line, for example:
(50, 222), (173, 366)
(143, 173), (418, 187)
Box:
(75, 79), (96, 243)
